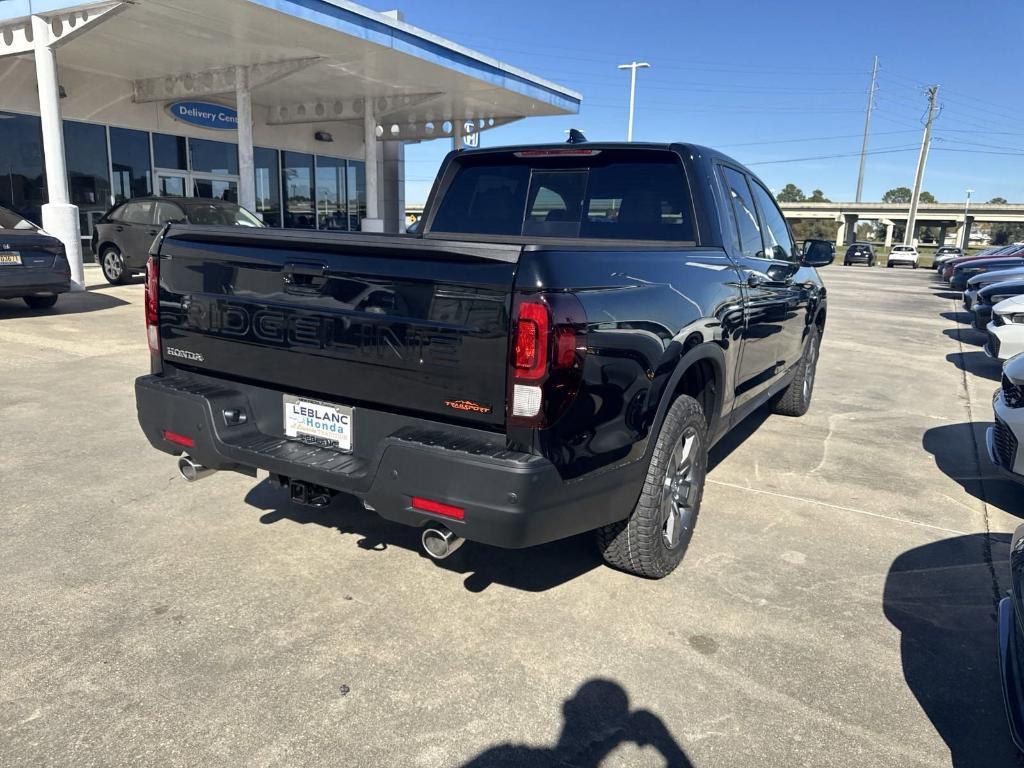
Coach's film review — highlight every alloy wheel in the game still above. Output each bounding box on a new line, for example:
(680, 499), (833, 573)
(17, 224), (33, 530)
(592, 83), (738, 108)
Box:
(661, 427), (700, 549)
(103, 250), (123, 281)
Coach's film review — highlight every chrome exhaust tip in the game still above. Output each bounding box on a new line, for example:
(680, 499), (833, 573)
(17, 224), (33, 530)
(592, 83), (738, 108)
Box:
(177, 456), (217, 482)
(421, 526), (464, 560)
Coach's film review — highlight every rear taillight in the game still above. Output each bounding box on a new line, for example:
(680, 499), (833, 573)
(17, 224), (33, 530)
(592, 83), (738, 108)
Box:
(145, 255), (159, 354)
(508, 293), (586, 427)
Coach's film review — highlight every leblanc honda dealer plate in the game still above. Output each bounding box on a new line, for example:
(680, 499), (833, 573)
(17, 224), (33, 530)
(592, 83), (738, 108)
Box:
(283, 394), (353, 452)
(0, 251), (23, 265)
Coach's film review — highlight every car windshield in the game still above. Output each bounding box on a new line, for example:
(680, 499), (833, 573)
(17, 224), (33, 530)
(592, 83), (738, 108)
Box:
(0, 206), (38, 230)
(184, 202), (264, 227)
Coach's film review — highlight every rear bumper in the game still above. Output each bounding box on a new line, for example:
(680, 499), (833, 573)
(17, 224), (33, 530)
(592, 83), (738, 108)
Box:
(135, 373), (640, 549)
(0, 268), (70, 298)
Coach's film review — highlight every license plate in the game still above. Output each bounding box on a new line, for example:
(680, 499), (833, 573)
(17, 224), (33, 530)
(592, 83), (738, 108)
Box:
(0, 251), (22, 265)
(283, 395), (352, 452)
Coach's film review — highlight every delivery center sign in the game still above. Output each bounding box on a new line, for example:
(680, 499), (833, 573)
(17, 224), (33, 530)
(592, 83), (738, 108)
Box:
(166, 101), (238, 131)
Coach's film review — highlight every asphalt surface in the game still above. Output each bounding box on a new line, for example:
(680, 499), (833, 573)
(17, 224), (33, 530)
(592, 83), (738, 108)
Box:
(1, 263), (1021, 767)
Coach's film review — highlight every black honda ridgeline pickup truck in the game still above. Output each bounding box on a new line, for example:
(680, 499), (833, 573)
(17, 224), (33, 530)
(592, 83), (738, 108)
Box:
(136, 142), (833, 578)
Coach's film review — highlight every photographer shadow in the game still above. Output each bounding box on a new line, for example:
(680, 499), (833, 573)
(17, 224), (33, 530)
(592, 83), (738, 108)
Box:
(459, 678), (692, 767)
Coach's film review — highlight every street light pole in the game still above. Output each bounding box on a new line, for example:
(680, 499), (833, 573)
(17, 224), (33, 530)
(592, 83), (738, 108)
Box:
(617, 61), (650, 142)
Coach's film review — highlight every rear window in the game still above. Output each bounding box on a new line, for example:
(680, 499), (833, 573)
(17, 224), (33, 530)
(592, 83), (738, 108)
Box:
(893, 245), (913, 251)
(429, 149), (695, 242)
(0, 206), (36, 230)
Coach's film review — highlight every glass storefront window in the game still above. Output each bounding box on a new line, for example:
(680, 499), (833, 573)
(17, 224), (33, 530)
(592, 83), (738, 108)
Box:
(315, 155), (346, 230)
(347, 160), (366, 231)
(153, 133), (187, 170)
(64, 120), (111, 237)
(254, 147), (280, 227)
(110, 127), (152, 203)
(0, 112), (45, 226)
(190, 138), (238, 176)
(282, 151), (314, 229)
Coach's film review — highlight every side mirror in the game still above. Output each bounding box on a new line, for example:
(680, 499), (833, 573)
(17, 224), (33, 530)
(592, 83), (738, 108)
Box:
(802, 239), (835, 267)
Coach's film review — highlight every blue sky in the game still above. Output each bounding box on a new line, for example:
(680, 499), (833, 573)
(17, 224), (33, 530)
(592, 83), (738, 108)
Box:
(369, 0), (1024, 206)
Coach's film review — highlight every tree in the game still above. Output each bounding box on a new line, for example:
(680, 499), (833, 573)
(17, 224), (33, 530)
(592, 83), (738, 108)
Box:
(989, 197), (1009, 204)
(991, 224), (1024, 246)
(920, 191), (937, 203)
(882, 187), (912, 204)
(807, 189), (831, 203)
(790, 219), (833, 242)
(776, 183), (805, 203)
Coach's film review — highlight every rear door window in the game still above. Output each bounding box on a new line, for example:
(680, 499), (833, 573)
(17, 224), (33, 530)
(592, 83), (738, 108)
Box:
(719, 166), (763, 260)
(429, 150), (694, 242)
(121, 201), (154, 224)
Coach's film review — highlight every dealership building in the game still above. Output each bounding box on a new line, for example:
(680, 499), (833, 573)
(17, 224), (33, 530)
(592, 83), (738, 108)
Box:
(0, 0), (580, 287)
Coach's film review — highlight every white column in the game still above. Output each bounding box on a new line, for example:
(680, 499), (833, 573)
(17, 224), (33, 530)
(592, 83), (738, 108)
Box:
(32, 15), (83, 290)
(452, 119), (463, 151)
(884, 220), (895, 249)
(235, 65), (256, 214)
(361, 104), (383, 232)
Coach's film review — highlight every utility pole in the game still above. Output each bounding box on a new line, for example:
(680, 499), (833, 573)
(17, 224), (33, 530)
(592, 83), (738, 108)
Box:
(854, 56), (878, 203)
(617, 61), (650, 142)
(904, 84), (939, 246)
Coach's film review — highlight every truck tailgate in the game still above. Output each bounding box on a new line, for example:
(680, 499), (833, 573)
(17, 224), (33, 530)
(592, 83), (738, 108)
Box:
(155, 227), (520, 428)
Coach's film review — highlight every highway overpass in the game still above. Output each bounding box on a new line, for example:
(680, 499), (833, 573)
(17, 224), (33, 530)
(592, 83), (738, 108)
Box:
(404, 201), (1024, 249)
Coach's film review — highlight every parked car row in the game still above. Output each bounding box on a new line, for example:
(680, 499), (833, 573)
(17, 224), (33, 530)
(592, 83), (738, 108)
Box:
(843, 241), (949, 269)
(937, 243), (1024, 752)
(938, 244), (1024, 359)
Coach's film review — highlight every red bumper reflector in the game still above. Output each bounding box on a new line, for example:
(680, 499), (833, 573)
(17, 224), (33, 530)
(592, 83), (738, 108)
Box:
(163, 430), (195, 448)
(411, 496), (465, 520)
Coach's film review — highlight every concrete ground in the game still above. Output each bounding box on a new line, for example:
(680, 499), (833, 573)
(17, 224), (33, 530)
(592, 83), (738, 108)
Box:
(1, 263), (1021, 767)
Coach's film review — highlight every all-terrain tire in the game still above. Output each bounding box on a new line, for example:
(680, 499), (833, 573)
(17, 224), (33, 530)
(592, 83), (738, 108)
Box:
(597, 395), (708, 579)
(772, 324), (821, 417)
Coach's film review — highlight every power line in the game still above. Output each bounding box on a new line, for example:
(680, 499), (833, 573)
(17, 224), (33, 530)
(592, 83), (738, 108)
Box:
(719, 129), (918, 148)
(745, 145), (920, 166)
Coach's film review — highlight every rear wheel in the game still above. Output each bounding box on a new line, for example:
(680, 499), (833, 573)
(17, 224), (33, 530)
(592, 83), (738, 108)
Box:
(597, 395), (708, 579)
(887, 262), (894, 268)
(100, 246), (128, 285)
(773, 324), (821, 417)
(23, 294), (57, 309)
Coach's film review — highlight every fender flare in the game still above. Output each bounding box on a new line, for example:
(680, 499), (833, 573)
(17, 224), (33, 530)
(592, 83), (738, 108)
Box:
(647, 341), (728, 452)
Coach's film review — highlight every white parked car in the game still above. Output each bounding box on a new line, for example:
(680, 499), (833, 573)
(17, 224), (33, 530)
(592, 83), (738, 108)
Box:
(887, 244), (920, 268)
(986, 295), (1024, 360)
(988, 353), (1024, 482)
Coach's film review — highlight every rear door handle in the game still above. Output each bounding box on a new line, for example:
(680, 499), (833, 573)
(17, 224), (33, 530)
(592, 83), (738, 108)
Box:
(115, 225), (124, 232)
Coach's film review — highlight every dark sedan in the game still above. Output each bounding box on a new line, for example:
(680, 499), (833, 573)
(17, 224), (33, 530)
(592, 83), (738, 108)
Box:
(0, 206), (70, 310)
(843, 242), (875, 266)
(950, 256), (1024, 291)
(91, 196), (263, 284)
(974, 279), (1024, 329)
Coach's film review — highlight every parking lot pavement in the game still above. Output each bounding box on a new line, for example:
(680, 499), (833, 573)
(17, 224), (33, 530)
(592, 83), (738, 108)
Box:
(1, 263), (1021, 767)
